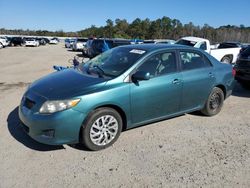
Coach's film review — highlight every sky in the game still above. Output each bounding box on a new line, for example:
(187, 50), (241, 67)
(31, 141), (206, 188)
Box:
(0, 0), (249, 32)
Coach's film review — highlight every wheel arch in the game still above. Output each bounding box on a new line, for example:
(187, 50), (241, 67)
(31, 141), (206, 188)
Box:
(215, 84), (226, 98)
(79, 104), (128, 143)
(221, 54), (233, 63)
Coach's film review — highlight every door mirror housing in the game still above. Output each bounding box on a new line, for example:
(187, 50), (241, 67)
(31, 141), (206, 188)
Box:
(132, 71), (150, 81)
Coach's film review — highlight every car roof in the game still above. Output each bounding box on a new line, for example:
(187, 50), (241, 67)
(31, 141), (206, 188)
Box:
(180, 36), (206, 43)
(94, 38), (130, 42)
(118, 44), (197, 52)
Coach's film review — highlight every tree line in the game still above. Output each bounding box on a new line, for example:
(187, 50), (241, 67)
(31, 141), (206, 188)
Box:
(1, 16), (250, 43)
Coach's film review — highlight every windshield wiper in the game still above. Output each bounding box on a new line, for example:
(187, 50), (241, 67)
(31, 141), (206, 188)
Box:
(93, 65), (105, 76)
(93, 65), (105, 74)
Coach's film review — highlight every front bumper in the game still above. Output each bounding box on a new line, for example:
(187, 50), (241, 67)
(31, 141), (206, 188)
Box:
(18, 90), (87, 145)
(19, 105), (86, 145)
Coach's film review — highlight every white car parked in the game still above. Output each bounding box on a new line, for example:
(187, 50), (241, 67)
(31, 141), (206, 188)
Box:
(65, 38), (76, 48)
(176, 36), (241, 64)
(25, 38), (39, 47)
(72, 38), (88, 51)
(49, 38), (59, 44)
(0, 37), (9, 48)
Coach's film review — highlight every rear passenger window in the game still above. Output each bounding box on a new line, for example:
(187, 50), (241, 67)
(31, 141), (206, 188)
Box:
(180, 51), (211, 71)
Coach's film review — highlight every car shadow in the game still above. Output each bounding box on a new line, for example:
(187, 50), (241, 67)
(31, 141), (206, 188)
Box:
(7, 107), (65, 151)
(67, 143), (91, 151)
(232, 82), (250, 98)
(76, 54), (85, 58)
(67, 49), (78, 52)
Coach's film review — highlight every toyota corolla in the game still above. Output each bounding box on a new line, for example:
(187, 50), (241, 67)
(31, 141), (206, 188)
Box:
(19, 44), (235, 150)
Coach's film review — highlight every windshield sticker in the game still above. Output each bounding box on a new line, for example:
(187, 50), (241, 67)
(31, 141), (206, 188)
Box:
(129, 49), (146, 54)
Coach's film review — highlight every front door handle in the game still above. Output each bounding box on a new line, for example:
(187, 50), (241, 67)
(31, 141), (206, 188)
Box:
(209, 72), (215, 78)
(172, 79), (181, 84)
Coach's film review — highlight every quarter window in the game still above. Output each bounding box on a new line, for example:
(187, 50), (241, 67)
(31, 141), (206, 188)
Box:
(138, 52), (177, 77)
(180, 51), (211, 71)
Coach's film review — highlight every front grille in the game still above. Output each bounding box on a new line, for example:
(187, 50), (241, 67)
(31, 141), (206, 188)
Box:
(24, 97), (36, 109)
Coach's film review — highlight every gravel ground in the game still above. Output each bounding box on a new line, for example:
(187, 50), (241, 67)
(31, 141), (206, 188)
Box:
(0, 44), (249, 188)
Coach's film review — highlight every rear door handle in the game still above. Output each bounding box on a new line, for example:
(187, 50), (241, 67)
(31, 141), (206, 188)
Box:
(172, 79), (181, 84)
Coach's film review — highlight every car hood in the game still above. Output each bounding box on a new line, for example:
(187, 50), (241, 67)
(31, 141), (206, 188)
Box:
(29, 68), (107, 99)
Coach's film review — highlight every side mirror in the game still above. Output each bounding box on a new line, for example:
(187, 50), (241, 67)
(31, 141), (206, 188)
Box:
(132, 71), (150, 81)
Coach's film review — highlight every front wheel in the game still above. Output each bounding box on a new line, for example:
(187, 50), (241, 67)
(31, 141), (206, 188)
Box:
(201, 87), (224, 116)
(82, 108), (122, 151)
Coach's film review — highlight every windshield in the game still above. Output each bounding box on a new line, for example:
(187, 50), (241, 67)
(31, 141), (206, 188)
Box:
(78, 39), (88, 42)
(241, 47), (250, 57)
(26, 38), (35, 41)
(81, 47), (147, 77)
(176, 39), (197, 47)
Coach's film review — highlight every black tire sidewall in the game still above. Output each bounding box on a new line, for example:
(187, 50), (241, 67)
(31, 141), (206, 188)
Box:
(202, 87), (224, 116)
(221, 56), (231, 64)
(82, 108), (122, 151)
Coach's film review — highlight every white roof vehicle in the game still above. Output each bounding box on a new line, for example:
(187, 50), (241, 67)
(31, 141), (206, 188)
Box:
(65, 38), (76, 48)
(0, 37), (9, 48)
(25, 38), (39, 47)
(176, 36), (241, 64)
(143, 39), (176, 44)
(49, 38), (59, 44)
(72, 38), (88, 51)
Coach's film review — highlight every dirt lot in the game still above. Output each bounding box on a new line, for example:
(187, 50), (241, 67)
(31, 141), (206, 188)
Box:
(0, 43), (249, 188)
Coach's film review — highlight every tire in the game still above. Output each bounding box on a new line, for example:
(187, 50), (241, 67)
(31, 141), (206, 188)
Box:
(221, 56), (232, 64)
(201, 87), (224, 116)
(0, 43), (3, 49)
(81, 107), (122, 151)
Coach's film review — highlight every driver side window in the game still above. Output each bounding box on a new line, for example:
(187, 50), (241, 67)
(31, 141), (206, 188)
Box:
(137, 52), (177, 78)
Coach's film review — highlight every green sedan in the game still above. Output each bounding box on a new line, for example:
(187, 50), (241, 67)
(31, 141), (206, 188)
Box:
(19, 44), (235, 150)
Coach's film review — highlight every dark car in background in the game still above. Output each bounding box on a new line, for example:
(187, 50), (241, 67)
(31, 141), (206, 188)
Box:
(235, 46), (250, 88)
(9, 37), (25, 46)
(36, 38), (48, 45)
(85, 38), (131, 58)
(240, 44), (250, 53)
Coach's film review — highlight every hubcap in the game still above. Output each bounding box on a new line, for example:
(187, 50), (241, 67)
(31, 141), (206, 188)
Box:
(90, 115), (118, 146)
(209, 92), (221, 110)
(222, 58), (230, 64)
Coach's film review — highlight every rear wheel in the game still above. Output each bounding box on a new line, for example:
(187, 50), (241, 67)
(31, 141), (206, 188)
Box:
(81, 108), (122, 151)
(221, 56), (232, 64)
(201, 87), (224, 116)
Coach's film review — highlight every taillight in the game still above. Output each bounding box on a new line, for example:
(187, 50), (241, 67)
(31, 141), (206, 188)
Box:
(232, 67), (236, 77)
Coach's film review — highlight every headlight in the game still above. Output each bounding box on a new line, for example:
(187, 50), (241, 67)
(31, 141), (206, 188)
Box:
(39, 99), (80, 114)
